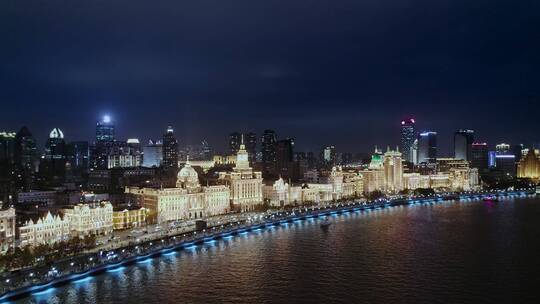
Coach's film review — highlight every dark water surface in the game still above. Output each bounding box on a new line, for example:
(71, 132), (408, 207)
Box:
(19, 197), (540, 303)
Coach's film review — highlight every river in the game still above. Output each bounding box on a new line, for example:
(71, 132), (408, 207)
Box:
(17, 196), (540, 303)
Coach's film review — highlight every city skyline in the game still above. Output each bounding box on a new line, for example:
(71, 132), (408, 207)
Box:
(3, 114), (539, 157)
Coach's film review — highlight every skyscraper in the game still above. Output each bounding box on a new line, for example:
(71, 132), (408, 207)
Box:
(14, 126), (38, 190)
(454, 129), (474, 161)
(261, 130), (277, 176)
(142, 140), (163, 167)
(91, 116), (115, 169)
(0, 131), (16, 179)
(275, 138), (295, 179)
(67, 141), (89, 171)
(162, 126), (178, 169)
(244, 132), (257, 162)
(41, 128), (67, 182)
(95, 115), (115, 142)
(495, 155), (516, 177)
(229, 132), (242, 154)
(417, 131), (437, 164)
(471, 142), (489, 171)
(400, 118), (416, 163)
(321, 145), (337, 167)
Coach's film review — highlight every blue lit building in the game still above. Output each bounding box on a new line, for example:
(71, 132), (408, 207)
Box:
(95, 115), (115, 143)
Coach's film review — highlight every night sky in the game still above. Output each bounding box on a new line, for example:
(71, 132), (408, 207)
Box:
(1, 0), (539, 154)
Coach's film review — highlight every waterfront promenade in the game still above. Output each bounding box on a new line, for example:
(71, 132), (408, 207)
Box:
(0, 189), (534, 302)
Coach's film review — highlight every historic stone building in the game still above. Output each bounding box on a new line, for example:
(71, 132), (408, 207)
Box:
(126, 158), (230, 224)
(383, 147), (404, 192)
(0, 208), (16, 253)
(218, 140), (263, 212)
(62, 202), (113, 237)
(18, 212), (70, 247)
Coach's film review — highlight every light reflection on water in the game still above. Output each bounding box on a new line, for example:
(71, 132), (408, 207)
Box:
(18, 196), (540, 304)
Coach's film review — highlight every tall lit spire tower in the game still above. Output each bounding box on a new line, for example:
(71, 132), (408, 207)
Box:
(400, 118), (416, 163)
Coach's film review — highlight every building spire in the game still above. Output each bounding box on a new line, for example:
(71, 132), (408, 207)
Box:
(239, 134), (246, 151)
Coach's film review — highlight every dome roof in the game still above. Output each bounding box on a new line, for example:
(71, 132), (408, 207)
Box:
(177, 157), (200, 188)
(49, 128), (64, 139)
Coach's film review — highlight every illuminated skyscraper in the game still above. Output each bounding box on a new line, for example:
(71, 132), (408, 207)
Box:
(417, 131), (437, 164)
(95, 115), (114, 142)
(454, 129), (474, 161)
(142, 140), (163, 167)
(162, 126), (178, 169)
(400, 118), (416, 163)
(41, 128), (67, 182)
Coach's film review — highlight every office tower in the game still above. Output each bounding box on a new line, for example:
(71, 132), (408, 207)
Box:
(417, 132), (437, 164)
(91, 116), (115, 169)
(321, 145), (337, 167)
(261, 130), (277, 176)
(229, 132), (242, 154)
(201, 140), (213, 160)
(14, 126), (38, 190)
(471, 142), (489, 171)
(0, 131), (16, 178)
(411, 139), (418, 165)
(511, 144), (524, 162)
(67, 141), (89, 170)
(294, 152), (309, 175)
(341, 152), (353, 165)
(142, 140), (163, 167)
(454, 129), (474, 161)
(275, 138), (295, 179)
(162, 126), (179, 169)
(496, 143), (510, 155)
(306, 152), (316, 169)
(95, 115), (115, 142)
(41, 128), (67, 182)
(495, 155), (516, 177)
(400, 118), (416, 163)
(244, 132), (257, 162)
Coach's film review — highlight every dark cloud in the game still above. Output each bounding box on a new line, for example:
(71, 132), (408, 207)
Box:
(1, 0), (539, 153)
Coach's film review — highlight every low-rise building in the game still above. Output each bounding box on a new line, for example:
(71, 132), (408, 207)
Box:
(0, 208), (16, 253)
(63, 202), (113, 237)
(113, 207), (148, 230)
(18, 212), (70, 247)
(17, 190), (57, 206)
